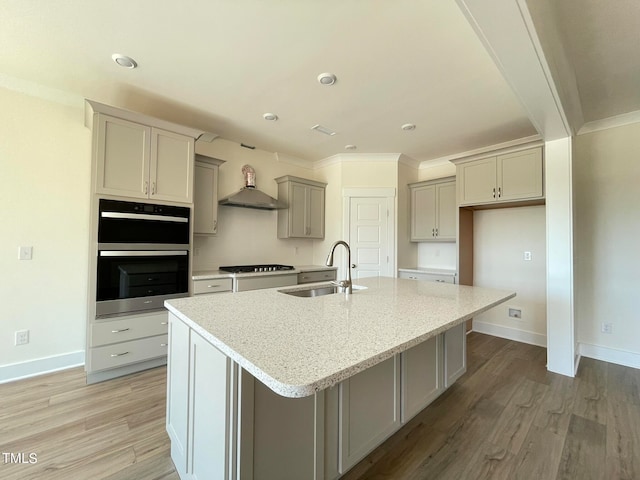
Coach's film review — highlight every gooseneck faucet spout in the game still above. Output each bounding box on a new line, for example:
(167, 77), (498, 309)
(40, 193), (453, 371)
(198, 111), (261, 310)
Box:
(325, 240), (353, 294)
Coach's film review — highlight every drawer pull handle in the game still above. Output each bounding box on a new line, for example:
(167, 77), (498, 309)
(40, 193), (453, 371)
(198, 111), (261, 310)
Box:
(111, 328), (130, 333)
(207, 284), (220, 288)
(301, 276), (309, 280)
(110, 352), (130, 357)
(160, 322), (168, 325)
(160, 343), (168, 347)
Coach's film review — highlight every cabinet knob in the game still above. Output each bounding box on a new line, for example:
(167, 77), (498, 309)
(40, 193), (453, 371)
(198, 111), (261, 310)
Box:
(492, 187), (496, 199)
(435, 228), (439, 237)
(144, 181), (149, 195)
(498, 187), (502, 198)
(213, 219), (217, 233)
(151, 182), (157, 195)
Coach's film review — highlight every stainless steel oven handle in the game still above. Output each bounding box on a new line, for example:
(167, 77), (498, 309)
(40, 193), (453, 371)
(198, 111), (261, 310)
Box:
(99, 250), (188, 257)
(101, 212), (189, 223)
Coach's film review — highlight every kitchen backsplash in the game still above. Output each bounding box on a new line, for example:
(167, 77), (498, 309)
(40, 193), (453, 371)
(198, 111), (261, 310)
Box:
(192, 206), (315, 270)
(417, 242), (457, 270)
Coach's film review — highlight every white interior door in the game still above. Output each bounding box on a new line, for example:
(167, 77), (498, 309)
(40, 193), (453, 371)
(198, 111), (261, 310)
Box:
(348, 197), (392, 279)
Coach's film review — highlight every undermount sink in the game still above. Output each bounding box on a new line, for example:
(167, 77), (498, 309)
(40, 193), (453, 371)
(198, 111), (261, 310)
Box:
(279, 284), (367, 298)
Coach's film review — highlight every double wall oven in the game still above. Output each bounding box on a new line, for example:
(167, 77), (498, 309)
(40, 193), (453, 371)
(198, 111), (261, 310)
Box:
(96, 199), (190, 317)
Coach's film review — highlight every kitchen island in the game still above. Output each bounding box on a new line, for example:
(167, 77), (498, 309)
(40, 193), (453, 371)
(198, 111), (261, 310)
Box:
(164, 276), (515, 480)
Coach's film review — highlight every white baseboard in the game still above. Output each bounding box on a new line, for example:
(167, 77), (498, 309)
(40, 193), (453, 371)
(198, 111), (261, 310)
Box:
(472, 321), (547, 348)
(578, 343), (640, 370)
(0, 351), (85, 384)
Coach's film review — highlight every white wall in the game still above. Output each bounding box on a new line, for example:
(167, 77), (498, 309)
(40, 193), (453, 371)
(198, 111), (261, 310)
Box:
(472, 206), (547, 345)
(0, 87), (90, 378)
(574, 123), (640, 367)
(193, 139), (317, 270)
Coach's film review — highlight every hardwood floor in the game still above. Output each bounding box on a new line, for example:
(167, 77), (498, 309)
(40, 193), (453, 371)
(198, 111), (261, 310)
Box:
(0, 366), (177, 480)
(342, 333), (640, 480)
(0, 333), (638, 479)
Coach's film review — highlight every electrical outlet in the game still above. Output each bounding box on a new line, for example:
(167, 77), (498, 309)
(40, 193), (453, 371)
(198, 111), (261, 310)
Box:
(508, 308), (522, 319)
(601, 323), (613, 334)
(523, 251), (532, 261)
(15, 330), (29, 346)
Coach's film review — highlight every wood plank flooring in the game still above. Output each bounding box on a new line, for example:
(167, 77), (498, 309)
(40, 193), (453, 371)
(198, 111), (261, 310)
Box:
(0, 333), (638, 479)
(342, 333), (640, 480)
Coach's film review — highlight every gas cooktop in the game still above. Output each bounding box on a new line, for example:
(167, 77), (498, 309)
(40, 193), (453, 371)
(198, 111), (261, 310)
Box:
(219, 264), (295, 274)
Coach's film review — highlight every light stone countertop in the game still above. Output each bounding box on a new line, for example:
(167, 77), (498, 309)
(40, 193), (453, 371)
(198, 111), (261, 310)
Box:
(165, 276), (515, 398)
(398, 267), (457, 276)
(192, 265), (336, 280)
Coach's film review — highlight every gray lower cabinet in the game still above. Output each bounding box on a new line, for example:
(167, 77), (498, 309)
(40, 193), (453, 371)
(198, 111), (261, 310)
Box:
(87, 310), (169, 383)
(166, 316), (237, 480)
(401, 335), (443, 423)
(444, 322), (467, 387)
(337, 356), (401, 474)
(167, 314), (466, 480)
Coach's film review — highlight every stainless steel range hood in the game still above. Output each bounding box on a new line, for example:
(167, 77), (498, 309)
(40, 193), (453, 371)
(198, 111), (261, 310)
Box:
(218, 165), (285, 210)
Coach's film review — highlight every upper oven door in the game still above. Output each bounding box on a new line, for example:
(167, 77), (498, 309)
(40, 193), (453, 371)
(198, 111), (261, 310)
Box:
(98, 198), (190, 245)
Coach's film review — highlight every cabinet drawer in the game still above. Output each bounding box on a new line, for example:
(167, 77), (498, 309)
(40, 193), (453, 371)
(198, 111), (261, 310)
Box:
(91, 311), (168, 347)
(192, 278), (233, 295)
(398, 271), (455, 284)
(90, 334), (168, 371)
(297, 270), (337, 284)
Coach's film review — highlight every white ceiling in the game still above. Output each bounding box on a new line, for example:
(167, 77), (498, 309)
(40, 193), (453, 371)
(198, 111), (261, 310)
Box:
(1, 1), (636, 162)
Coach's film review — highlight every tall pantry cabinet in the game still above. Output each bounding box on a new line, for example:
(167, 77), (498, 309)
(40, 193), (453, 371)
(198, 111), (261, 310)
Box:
(84, 99), (204, 384)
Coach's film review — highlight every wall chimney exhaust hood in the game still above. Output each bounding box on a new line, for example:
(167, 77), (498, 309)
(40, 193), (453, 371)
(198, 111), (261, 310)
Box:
(218, 165), (286, 210)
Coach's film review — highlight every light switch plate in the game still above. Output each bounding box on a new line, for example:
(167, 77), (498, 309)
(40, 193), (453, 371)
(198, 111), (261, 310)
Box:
(523, 251), (532, 261)
(18, 246), (33, 260)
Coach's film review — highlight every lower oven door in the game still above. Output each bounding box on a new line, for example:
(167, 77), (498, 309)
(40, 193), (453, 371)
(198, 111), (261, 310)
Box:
(96, 250), (189, 317)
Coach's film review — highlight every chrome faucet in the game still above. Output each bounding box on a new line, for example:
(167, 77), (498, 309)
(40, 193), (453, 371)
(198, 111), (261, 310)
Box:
(326, 240), (352, 294)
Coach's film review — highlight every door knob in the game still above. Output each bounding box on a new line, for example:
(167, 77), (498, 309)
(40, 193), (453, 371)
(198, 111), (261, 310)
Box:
(351, 264), (357, 268)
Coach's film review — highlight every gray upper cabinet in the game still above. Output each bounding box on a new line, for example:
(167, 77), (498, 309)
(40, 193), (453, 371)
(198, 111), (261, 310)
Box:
(275, 175), (327, 239)
(455, 146), (543, 207)
(89, 102), (199, 204)
(409, 177), (456, 242)
(193, 155), (225, 235)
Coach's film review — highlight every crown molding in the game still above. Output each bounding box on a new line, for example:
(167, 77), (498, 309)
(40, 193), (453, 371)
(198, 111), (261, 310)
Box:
(577, 110), (640, 135)
(0, 73), (84, 108)
(419, 134), (542, 168)
(313, 152), (412, 170)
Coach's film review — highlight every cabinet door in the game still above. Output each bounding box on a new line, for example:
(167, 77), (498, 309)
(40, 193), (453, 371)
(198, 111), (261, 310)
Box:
(458, 157), (497, 206)
(253, 380), (322, 480)
(289, 183), (308, 237)
(444, 323), (466, 387)
(95, 114), (150, 198)
(410, 185), (436, 241)
(401, 336), (442, 422)
(435, 182), (456, 240)
(190, 331), (234, 480)
(497, 148), (543, 202)
(150, 128), (194, 204)
(307, 185), (325, 238)
(339, 356), (400, 473)
(193, 161), (219, 235)
(166, 315), (190, 479)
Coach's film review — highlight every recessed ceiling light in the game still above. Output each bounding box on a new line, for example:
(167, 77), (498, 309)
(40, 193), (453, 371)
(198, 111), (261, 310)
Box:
(263, 113), (278, 121)
(311, 124), (337, 136)
(317, 73), (337, 86)
(401, 123), (416, 131)
(345, 145), (357, 150)
(112, 54), (137, 69)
